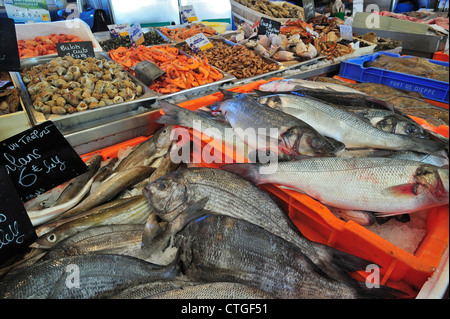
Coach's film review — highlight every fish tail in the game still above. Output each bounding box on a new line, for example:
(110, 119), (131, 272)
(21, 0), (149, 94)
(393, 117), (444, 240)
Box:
(156, 101), (184, 126)
(220, 163), (263, 185)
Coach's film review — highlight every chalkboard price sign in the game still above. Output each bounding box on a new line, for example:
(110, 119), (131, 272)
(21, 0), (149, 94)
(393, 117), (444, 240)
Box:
(0, 166), (37, 264)
(56, 41), (95, 60)
(302, 0), (316, 22)
(0, 17), (21, 72)
(0, 121), (88, 203)
(258, 17), (281, 36)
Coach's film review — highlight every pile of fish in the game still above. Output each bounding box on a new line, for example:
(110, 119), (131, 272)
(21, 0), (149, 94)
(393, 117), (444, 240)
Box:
(2, 112), (404, 299)
(157, 78), (448, 226)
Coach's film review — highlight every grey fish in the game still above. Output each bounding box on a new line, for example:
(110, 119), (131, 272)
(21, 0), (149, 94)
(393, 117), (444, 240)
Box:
(34, 195), (152, 249)
(149, 282), (276, 299)
(222, 158), (449, 217)
(56, 166), (155, 220)
(41, 224), (147, 261)
(52, 155), (103, 207)
(173, 214), (399, 299)
(143, 167), (371, 284)
(258, 78), (364, 94)
(0, 254), (180, 299)
(91, 157), (119, 193)
(114, 125), (174, 173)
(343, 108), (429, 139)
(215, 94), (343, 157)
(156, 100), (254, 160)
(107, 280), (200, 299)
(27, 155), (103, 226)
(258, 94), (446, 155)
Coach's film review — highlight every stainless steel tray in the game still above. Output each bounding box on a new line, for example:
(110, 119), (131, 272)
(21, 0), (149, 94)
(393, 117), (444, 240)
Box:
(11, 52), (159, 132)
(148, 44), (236, 100)
(155, 23), (219, 43)
(174, 36), (284, 85)
(94, 27), (174, 49)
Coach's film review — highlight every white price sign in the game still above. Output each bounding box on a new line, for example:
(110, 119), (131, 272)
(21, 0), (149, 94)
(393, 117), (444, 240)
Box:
(185, 33), (213, 53)
(353, 0), (364, 16)
(107, 23), (131, 37)
(340, 24), (353, 41)
(180, 5), (198, 24)
(129, 22), (144, 46)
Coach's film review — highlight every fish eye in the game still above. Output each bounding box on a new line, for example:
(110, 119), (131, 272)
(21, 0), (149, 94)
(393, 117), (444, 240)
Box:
(47, 233), (57, 243)
(310, 137), (325, 149)
(405, 125), (419, 134)
(157, 181), (167, 190)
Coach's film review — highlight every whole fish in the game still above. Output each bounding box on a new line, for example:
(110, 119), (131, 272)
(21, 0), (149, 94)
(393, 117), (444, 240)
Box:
(143, 167), (371, 284)
(56, 166), (155, 220)
(41, 224), (147, 261)
(257, 94), (445, 155)
(90, 157), (118, 193)
(156, 101), (254, 160)
(27, 155), (103, 226)
(108, 280), (200, 299)
(258, 78), (364, 94)
(222, 158), (449, 217)
(214, 94), (343, 157)
(173, 214), (399, 299)
(0, 254), (180, 299)
(149, 282), (276, 299)
(113, 125), (174, 173)
(34, 195), (152, 249)
(344, 108), (429, 139)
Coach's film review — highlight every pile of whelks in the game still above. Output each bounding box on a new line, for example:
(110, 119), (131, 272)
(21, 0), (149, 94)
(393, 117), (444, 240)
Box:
(0, 78), (447, 299)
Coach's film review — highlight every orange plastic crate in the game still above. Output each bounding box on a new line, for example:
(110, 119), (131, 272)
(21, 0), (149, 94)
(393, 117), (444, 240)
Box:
(81, 77), (448, 297)
(173, 78), (449, 296)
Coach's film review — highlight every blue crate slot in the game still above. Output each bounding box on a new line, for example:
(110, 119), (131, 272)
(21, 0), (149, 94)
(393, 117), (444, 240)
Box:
(339, 52), (449, 103)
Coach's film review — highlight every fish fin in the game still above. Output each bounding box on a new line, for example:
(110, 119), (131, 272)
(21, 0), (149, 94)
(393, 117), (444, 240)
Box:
(195, 109), (228, 123)
(156, 101), (183, 125)
(142, 213), (164, 248)
(221, 163), (261, 184)
(354, 282), (409, 299)
(382, 183), (420, 198)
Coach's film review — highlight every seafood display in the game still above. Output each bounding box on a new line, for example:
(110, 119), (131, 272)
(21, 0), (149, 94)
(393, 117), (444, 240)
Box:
(366, 54), (449, 83)
(19, 55), (145, 115)
(17, 34), (85, 59)
(0, 72), (20, 115)
(233, 0), (304, 19)
(229, 16), (354, 63)
(99, 30), (168, 52)
(158, 23), (217, 43)
(179, 39), (279, 79)
(109, 45), (224, 94)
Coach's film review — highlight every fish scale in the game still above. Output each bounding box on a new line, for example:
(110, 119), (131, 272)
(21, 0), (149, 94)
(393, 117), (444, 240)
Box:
(223, 158), (449, 215)
(143, 167), (372, 285)
(259, 94), (446, 154)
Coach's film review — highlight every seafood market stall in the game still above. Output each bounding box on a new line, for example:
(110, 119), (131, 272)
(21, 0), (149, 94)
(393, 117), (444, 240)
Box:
(0, 1), (449, 301)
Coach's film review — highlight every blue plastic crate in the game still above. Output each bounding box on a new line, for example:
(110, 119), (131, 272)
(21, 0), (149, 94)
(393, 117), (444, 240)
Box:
(339, 52), (449, 103)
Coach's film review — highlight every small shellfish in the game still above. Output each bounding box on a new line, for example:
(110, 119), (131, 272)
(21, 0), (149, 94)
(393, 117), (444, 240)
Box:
(113, 96), (124, 103)
(76, 101), (88, 112)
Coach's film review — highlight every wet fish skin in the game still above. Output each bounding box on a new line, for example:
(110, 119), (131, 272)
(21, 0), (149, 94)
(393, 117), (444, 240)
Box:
(216, 94), (342, 157)
(53, 155), (102, 206)
(258, 93), (445, 155)
(174, 214), (397, 299)
(41, 224), (146, 261)
(156, 100), (254, 159)
(27, 155), (103, 226)
(222, 158), (449, 216)
(0, 254), (180, 299)
(56, 166), (155, 220)
(113, 125), (174, 173)
(258, 78), (364, 94)
(34, 195), (152, 249)
(143, 167), (371, 284)
(149, 282), (276, 299)
(91, 157), (119, 193)
(106, 280), (200, 299)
